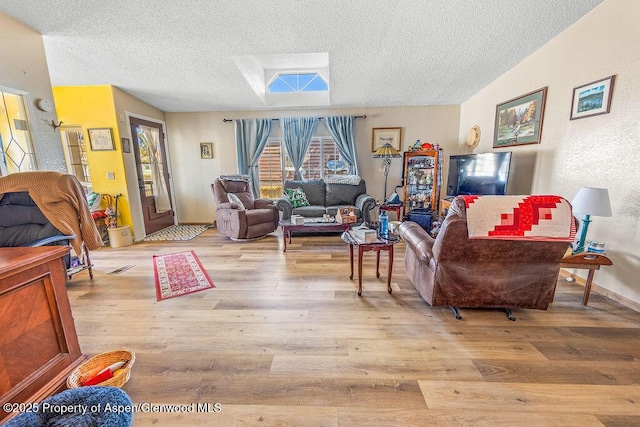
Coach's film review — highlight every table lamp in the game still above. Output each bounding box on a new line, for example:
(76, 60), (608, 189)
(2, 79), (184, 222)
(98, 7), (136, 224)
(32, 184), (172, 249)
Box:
(373, 143), (401, 201)
(571, 187), (612, 253)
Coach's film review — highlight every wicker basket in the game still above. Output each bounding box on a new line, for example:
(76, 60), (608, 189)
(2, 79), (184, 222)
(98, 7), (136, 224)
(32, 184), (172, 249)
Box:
(67, 349), (135, 389)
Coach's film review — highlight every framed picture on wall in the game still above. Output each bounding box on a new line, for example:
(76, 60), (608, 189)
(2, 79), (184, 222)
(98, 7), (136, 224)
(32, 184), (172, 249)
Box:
(200, 142), (213, 159)
(493, 87), (548, 148)
(88, 128), (115, 151)
(570, 75), (616, 120)
(372, 127), (402, 153)
(121, 137), (131, 153)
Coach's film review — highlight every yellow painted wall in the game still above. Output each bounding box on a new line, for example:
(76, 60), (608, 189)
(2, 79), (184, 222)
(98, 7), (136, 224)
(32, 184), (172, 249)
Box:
(52, 85), (133, 231)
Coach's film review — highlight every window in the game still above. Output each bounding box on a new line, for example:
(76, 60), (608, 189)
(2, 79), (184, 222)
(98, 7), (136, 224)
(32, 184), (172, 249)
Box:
(257, 137), (345, 198)
(0, 90), (37, 175)
(257, 140), (285, 199)
(61, 127), (92, 187)
(298, 138), (345, 179)
(268, 72), (328, 93)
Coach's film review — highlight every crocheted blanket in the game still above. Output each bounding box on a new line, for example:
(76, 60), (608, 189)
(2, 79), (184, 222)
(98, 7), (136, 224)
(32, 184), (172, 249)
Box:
(461, 195), (576, 241)
(219, 174), (250, 182)
(0, 172), (104, 258)
(324, 175), (361, 185)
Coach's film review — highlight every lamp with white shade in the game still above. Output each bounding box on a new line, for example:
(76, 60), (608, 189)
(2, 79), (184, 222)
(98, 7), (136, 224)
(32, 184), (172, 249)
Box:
(571, 187), (612, 253)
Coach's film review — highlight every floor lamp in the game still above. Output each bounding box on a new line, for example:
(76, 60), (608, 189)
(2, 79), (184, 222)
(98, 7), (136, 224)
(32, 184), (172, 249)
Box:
(571, 187), (612, 253)
(373, 143), (401, 201)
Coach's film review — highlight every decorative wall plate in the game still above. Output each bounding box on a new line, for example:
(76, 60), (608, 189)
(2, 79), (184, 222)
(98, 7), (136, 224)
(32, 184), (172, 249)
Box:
(466, 125), (481, 149)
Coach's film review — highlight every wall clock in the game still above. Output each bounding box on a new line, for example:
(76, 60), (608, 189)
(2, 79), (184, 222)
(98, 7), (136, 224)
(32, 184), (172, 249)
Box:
(466, 125), (481, 149)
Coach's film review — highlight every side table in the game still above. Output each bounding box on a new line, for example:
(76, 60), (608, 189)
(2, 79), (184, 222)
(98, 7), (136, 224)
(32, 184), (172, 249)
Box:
(560, 252), (613, 305)
(380, 203), (403, 221)
(341, 230), (399, 296)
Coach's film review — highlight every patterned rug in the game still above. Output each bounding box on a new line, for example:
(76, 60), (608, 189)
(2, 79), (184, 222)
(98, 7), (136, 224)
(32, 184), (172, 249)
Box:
(152, 250), (215, 301)
(143, 224), (209, 241)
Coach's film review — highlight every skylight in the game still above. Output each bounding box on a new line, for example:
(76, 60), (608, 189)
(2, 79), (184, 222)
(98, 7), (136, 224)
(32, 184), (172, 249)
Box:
(268, 73), (328, 93)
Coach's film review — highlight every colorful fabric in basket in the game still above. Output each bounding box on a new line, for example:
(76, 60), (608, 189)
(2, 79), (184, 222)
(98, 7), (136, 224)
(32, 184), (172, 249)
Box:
(285, 187), (310, 208)
(460, 195), (576, 242)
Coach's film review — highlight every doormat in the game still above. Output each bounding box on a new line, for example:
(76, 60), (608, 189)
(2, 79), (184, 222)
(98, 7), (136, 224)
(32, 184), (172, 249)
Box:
(152, 250), (215, 301)
(143, 224), (208, 241)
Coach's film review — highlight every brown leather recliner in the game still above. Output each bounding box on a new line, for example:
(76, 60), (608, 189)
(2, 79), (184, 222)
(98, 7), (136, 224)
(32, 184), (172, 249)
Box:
(398, 196), (573, 318)
(211, 175), (279, 240)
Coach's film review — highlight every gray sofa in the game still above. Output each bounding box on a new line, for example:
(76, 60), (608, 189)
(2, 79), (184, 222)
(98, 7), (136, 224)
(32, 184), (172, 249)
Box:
(275, 178), (376, 225)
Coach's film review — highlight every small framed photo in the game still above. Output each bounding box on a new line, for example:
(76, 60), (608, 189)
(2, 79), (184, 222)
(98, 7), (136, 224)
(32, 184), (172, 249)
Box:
(494, 87), (548, 148)
(88, 128), (115, 151)
(200, 142), (213, 159)
(372, 127), (402, 153)
(121, 137), (131, 153)
(570, 75), (616, 120)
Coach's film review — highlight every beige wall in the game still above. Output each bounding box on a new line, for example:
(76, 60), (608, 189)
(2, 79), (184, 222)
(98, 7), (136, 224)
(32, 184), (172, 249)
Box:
(165, 105), (460, 223)
(459, 0), (640, 304)
(0, 13), (65, 172)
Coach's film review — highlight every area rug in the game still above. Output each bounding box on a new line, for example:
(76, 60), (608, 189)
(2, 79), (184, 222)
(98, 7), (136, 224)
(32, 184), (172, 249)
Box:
(143, 224), (208, 241)
(152, 250), (215, 301)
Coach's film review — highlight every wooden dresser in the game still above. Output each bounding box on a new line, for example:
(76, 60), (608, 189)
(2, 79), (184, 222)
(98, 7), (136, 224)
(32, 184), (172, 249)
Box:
(0, 247), (86, 423)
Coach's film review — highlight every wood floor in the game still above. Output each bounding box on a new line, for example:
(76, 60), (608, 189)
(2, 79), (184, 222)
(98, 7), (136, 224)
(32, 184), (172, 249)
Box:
(66, 228), (640, 426)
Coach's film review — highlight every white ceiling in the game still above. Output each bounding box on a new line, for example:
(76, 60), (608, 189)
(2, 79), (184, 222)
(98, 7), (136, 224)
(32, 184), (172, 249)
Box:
(0, 0), (604, 113)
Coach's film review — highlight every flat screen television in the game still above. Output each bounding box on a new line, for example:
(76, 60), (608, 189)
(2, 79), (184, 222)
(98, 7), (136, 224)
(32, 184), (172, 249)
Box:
(446, 152), (512, 197)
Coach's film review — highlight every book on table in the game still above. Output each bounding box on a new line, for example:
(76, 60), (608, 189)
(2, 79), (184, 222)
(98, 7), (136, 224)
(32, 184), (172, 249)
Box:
(349, 228), (377, 243)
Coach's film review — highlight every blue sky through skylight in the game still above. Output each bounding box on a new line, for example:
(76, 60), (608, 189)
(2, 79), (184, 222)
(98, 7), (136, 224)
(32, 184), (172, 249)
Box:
(268, 73), (328, 93)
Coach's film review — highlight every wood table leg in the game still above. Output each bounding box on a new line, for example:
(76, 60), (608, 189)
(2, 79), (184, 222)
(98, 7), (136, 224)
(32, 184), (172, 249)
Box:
(387, 245), (393, 294)
(282, 226), (288, 252)
(375, 250), (381, 278)
(357, 245), (364, 296)
(582, 269), (596, 305)
(349, 243), (354, 280)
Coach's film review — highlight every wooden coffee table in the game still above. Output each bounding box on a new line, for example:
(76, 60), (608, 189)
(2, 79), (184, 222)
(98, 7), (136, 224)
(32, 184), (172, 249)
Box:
(341, 230), (400, 296)
(279, 219), (352, 252)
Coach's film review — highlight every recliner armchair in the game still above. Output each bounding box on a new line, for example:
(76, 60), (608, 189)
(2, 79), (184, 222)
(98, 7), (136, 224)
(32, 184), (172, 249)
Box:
(211, 175), (279, 240)
(398, 196), (574, 319)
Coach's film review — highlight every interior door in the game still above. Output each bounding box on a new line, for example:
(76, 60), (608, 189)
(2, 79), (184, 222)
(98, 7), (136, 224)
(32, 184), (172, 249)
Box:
(130, 117), (174, 235)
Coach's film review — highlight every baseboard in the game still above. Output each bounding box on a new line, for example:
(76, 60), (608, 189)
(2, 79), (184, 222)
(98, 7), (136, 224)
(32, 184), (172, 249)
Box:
(559, 269), (640, 312)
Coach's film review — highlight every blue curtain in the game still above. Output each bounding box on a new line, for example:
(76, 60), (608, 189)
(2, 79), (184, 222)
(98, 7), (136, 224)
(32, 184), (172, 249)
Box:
(324, 116), (358, 175)
(281, 117), (319, 180)
(234, 118), (272, 196)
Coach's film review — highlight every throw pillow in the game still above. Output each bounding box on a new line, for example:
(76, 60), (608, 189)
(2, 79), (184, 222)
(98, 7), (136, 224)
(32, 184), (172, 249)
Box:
(227, 193), (245, 210)
(285, 187), (310, 208)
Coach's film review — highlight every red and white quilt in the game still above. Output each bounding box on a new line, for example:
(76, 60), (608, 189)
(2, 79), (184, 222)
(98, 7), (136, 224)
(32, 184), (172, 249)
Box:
(460, 195), (576, 242)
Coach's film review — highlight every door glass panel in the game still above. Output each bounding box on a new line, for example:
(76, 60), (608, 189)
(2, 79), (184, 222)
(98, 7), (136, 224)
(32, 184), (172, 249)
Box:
(135, 124), (171, 213)
(136, 126), (154, 197)
(0, 90), (37, 175)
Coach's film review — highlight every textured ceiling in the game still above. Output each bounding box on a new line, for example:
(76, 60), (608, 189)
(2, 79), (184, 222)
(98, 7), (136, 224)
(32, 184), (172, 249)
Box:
(0, 0), (603, 112)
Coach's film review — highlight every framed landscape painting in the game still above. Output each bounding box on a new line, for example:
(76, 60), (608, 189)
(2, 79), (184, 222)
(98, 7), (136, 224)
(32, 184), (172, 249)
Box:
(493, 87), (548, 148)
(570, 75), (616, 120)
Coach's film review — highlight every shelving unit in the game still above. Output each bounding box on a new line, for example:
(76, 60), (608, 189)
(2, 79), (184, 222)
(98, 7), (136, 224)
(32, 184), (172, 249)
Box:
(401, 149), (442, 218)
